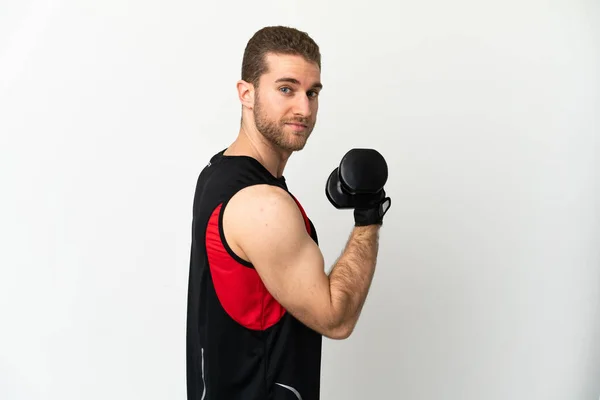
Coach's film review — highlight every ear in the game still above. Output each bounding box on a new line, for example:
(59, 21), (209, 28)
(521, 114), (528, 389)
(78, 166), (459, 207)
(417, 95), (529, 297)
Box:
(236, 80), (255, 110)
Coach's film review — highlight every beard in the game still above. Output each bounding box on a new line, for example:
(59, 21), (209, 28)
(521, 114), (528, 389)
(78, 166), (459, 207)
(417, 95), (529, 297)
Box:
(253, 93), (314, 152)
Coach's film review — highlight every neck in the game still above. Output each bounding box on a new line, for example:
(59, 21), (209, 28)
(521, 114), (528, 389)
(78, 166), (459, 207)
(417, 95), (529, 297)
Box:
(224, 119), (291, 178)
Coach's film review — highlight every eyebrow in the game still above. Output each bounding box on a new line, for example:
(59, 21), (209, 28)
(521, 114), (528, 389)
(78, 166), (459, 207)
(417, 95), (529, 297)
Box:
(275, 77), (323, 90)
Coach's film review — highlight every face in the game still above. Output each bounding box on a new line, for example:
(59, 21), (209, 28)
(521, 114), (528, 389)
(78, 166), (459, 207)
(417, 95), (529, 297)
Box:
(251, 53), (322, 152)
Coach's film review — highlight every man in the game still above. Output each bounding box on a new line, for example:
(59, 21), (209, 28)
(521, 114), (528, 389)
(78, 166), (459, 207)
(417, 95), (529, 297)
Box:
(186, 26), (391, 400)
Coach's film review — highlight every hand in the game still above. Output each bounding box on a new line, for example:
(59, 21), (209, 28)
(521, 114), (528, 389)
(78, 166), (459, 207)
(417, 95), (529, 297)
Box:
(325, 148), (391, 226)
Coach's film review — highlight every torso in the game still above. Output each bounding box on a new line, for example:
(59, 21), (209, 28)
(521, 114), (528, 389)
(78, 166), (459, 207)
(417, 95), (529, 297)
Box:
(186, 149), (322, 400)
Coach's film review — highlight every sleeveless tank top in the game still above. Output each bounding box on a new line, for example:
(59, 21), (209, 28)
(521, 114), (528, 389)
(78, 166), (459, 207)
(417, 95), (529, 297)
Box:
(186, 149), (322, 400)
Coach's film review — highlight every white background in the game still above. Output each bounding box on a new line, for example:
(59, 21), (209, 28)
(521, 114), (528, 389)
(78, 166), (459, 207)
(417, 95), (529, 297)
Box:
(1, 0), (599, 399)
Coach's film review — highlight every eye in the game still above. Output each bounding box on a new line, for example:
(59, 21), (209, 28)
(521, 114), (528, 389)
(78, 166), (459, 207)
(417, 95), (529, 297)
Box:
(279, 87), (292, 94)
(307, 90), (319, 98)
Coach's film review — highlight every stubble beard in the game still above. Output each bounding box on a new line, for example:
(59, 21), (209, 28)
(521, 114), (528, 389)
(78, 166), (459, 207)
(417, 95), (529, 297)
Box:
(253, 93), (314, 152)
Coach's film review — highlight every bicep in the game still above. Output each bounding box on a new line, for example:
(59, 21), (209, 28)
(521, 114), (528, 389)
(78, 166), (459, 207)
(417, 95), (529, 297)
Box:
(253, 226), (331, 329)
(224, 185), (343, 338)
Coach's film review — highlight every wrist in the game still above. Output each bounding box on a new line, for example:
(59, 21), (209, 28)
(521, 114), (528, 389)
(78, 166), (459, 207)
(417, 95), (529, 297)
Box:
(353, 224), (380, 235)
(353, 197), (390, 226)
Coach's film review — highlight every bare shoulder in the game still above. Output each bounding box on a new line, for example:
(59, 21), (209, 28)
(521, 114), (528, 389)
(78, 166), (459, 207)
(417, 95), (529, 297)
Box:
(223, 184), (309, 259)
(225, 184), (303, 230)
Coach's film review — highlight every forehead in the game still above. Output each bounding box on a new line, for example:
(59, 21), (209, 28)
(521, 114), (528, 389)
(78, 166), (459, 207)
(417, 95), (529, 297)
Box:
(261, 53), (321, 85)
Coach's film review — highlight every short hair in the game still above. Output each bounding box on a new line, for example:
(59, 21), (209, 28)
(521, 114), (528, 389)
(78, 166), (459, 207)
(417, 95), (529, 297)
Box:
(241, 26), (321, 87)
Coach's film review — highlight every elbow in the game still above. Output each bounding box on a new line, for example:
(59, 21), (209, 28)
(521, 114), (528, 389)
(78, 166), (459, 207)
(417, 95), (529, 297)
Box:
(329, 328), (352, 340)
(324, 321), (355, 340)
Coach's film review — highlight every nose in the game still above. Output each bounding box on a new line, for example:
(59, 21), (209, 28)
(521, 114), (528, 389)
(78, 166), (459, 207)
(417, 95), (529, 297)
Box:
(293, 93), (312, 117)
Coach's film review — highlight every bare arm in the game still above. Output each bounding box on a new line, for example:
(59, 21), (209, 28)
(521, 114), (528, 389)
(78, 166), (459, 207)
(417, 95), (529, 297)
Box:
(223, 184), (380, 339)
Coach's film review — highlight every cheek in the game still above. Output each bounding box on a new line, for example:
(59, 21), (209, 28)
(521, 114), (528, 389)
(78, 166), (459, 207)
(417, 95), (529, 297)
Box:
(311, 101), (319, 116)
(262, 95), (286, 115)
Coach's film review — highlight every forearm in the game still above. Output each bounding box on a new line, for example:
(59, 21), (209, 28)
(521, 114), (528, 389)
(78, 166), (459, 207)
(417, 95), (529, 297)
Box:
(328, 225), (380, 336)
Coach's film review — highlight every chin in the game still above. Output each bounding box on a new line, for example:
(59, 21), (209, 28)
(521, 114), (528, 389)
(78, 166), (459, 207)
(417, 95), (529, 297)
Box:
(291, 139), (309, 151)
(280, 138), (308, 152)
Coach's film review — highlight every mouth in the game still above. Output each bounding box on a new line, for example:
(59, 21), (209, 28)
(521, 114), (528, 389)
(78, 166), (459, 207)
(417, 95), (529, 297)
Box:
(285, 122), (308, 131)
